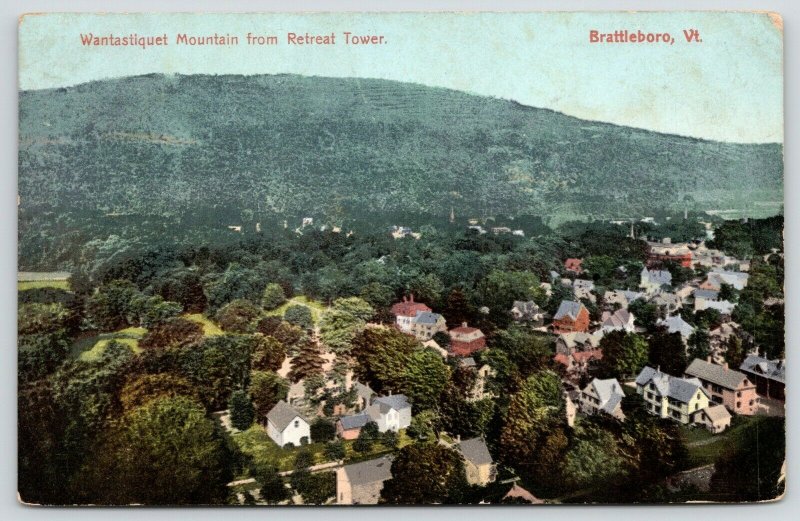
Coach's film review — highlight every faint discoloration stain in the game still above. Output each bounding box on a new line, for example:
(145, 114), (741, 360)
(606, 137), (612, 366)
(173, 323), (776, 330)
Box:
(765, 12), (783, 32)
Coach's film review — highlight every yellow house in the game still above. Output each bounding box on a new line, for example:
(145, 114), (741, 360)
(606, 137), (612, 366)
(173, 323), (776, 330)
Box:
(635, 366), (710, 425)
(456, 437), (496, 486)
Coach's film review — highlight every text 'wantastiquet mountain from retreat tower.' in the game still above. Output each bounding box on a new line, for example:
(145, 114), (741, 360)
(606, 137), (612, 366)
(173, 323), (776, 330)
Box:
(18, 73), (783, 223)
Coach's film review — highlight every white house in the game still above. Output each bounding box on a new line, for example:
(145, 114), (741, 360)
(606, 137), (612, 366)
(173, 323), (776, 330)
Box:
(600, 309), (636, 333)
(640, 267), (672, 294)
(579, 378), (626, 421)
(266, 400), (311, 447)
(365, 394), (412, 432)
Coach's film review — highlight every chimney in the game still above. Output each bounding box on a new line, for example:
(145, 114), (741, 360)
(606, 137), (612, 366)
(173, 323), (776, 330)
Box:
(409, 293), (414, 302)
(707, 356), (712, 363)
(462, 322), (468, 328)
(723, 362), (729, 371)
(456, 434), (461, 443)
(402, 296), (407, 303)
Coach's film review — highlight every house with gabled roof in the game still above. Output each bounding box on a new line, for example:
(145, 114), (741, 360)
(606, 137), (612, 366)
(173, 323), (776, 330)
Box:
(266, 400), (311, 447)
(579, 378), (625, 421)
(336, 456), (393, 504)
(702, 269), (749, 291)
(552, 300), (590, 334)
(640, 267), (672, 294)
(456, 437), (497, 486)
(635, 366), (710, 425)
(390, 294), (432, 333)
(336, 413), (371, 440)
(740, 355), (785, 401)
(685, 358), (758, 415)
(510, 300), (546, 325)
(365, 394), (412, 432)
(555, 331), (604, 355)
(572, 279), (596, 302)
(600, 309), (636, 333)
(409, 311), (447, 341)
(695, 403), (732, 433)
(449, 322), (487, 356)
(657, 315), (695, 342)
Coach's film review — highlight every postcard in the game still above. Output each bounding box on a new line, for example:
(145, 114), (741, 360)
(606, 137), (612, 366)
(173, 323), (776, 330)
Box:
(17, 12), (784, 505)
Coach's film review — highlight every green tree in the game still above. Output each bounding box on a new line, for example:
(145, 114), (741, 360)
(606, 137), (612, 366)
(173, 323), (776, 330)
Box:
(380, 444), (468, 504)
(310, 418), (336, 443)
(324, 440), (346, 461)
(179, 335), (253, 409)
(710, 417), (785, 501)
(354, 422), (378, 453)
(407, 409), (440, 442)
(298, 471), (336, 505)
(84, 397), (230, 504)
(381, 430), (399, 450)
(563, 422), (630, 489)
(139, 317), (204, 350)
(119, 373), (199, 411)
(598, 331), (649, 379)
(229, 390), (255, 430)
(288, 338), (325, 383)
(403, 348), (451, 410)
(250, 335), (286, 372)
(85, 280), (140, 330)
(687, 330), (711, 362)
(249, 371), (289, 421)
(648, 330), (688, 376)
(256, 463), (290, 504)
(351, 326), (418, 393)
(215, 299), (261, 333)
(500, 371), (566, 484)
(261, 282), (287, 310)
(724, 335), (746, 369)
(284, 304), (314, 330)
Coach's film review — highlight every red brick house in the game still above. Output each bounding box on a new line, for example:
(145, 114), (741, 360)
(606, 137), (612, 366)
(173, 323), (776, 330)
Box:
(390, 294), (431, 333)
(684, 358), (759, 415)
(647, 242), (693, 268)
(449, 322), (486, 356)
(564, 258), (584, 274)
(552, 301), (590, 334)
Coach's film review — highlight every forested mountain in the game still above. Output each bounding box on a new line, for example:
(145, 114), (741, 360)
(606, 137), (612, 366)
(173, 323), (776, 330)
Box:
(19, 74), (783, 225)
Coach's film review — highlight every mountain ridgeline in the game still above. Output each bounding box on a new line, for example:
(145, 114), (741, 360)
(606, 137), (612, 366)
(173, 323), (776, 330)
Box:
(19, 74), (783, 224)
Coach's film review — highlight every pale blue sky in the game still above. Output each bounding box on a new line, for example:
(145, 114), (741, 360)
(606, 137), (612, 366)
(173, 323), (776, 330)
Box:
(19, 12), (783, 143)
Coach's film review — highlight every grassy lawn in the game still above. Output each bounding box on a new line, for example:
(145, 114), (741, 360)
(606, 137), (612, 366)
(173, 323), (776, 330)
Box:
(18, 279), (70, 291)
(683, 415), (763, 468)
(265, 296), (328, 323)
(184, 313), (224, 336)
(70, 327), (147, 361)
(231, 422), (411, 477)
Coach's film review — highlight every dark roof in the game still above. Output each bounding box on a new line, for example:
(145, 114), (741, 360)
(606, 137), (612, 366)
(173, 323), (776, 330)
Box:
(342, 456), (393, 486)
(636, 366), (709, 403)
(740, 355), (785, 383)
(266, 400), (303, 431)
(694, 289), (720, 300)
(460, 357), (477, 368)
(412, 311), (443, 325)
(554, 300), (584, 320)
(457, 438), (493, 466)
(339, 413), (371, 430)
(685, 358), (749, 390)
(373, 394), (411, 412)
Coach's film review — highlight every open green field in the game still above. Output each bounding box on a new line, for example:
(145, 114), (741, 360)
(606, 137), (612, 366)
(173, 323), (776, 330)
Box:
(70, 327), (147, 362)
(184, 313), (224, 336)
(18, 279), (70, 291)
(682, 415), (764, 468)
(231, 423), (411, 477)
(265, 296), (328, 324)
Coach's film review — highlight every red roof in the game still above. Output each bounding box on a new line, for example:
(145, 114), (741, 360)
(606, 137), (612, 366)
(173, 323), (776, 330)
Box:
(553, 353), (571, 367)
(565, 258), (584, 272)
(390, 294), (431, 317)
(572, 349), (603, 364)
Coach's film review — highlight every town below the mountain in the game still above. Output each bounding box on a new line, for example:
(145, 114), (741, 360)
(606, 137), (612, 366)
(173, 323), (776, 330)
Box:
(18, 211), (785, 505)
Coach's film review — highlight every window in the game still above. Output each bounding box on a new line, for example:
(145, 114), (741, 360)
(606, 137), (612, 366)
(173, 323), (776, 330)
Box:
(294, 420), (299, 428)
(737, 391), (742, 398)
(736, 402), (741, 409)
